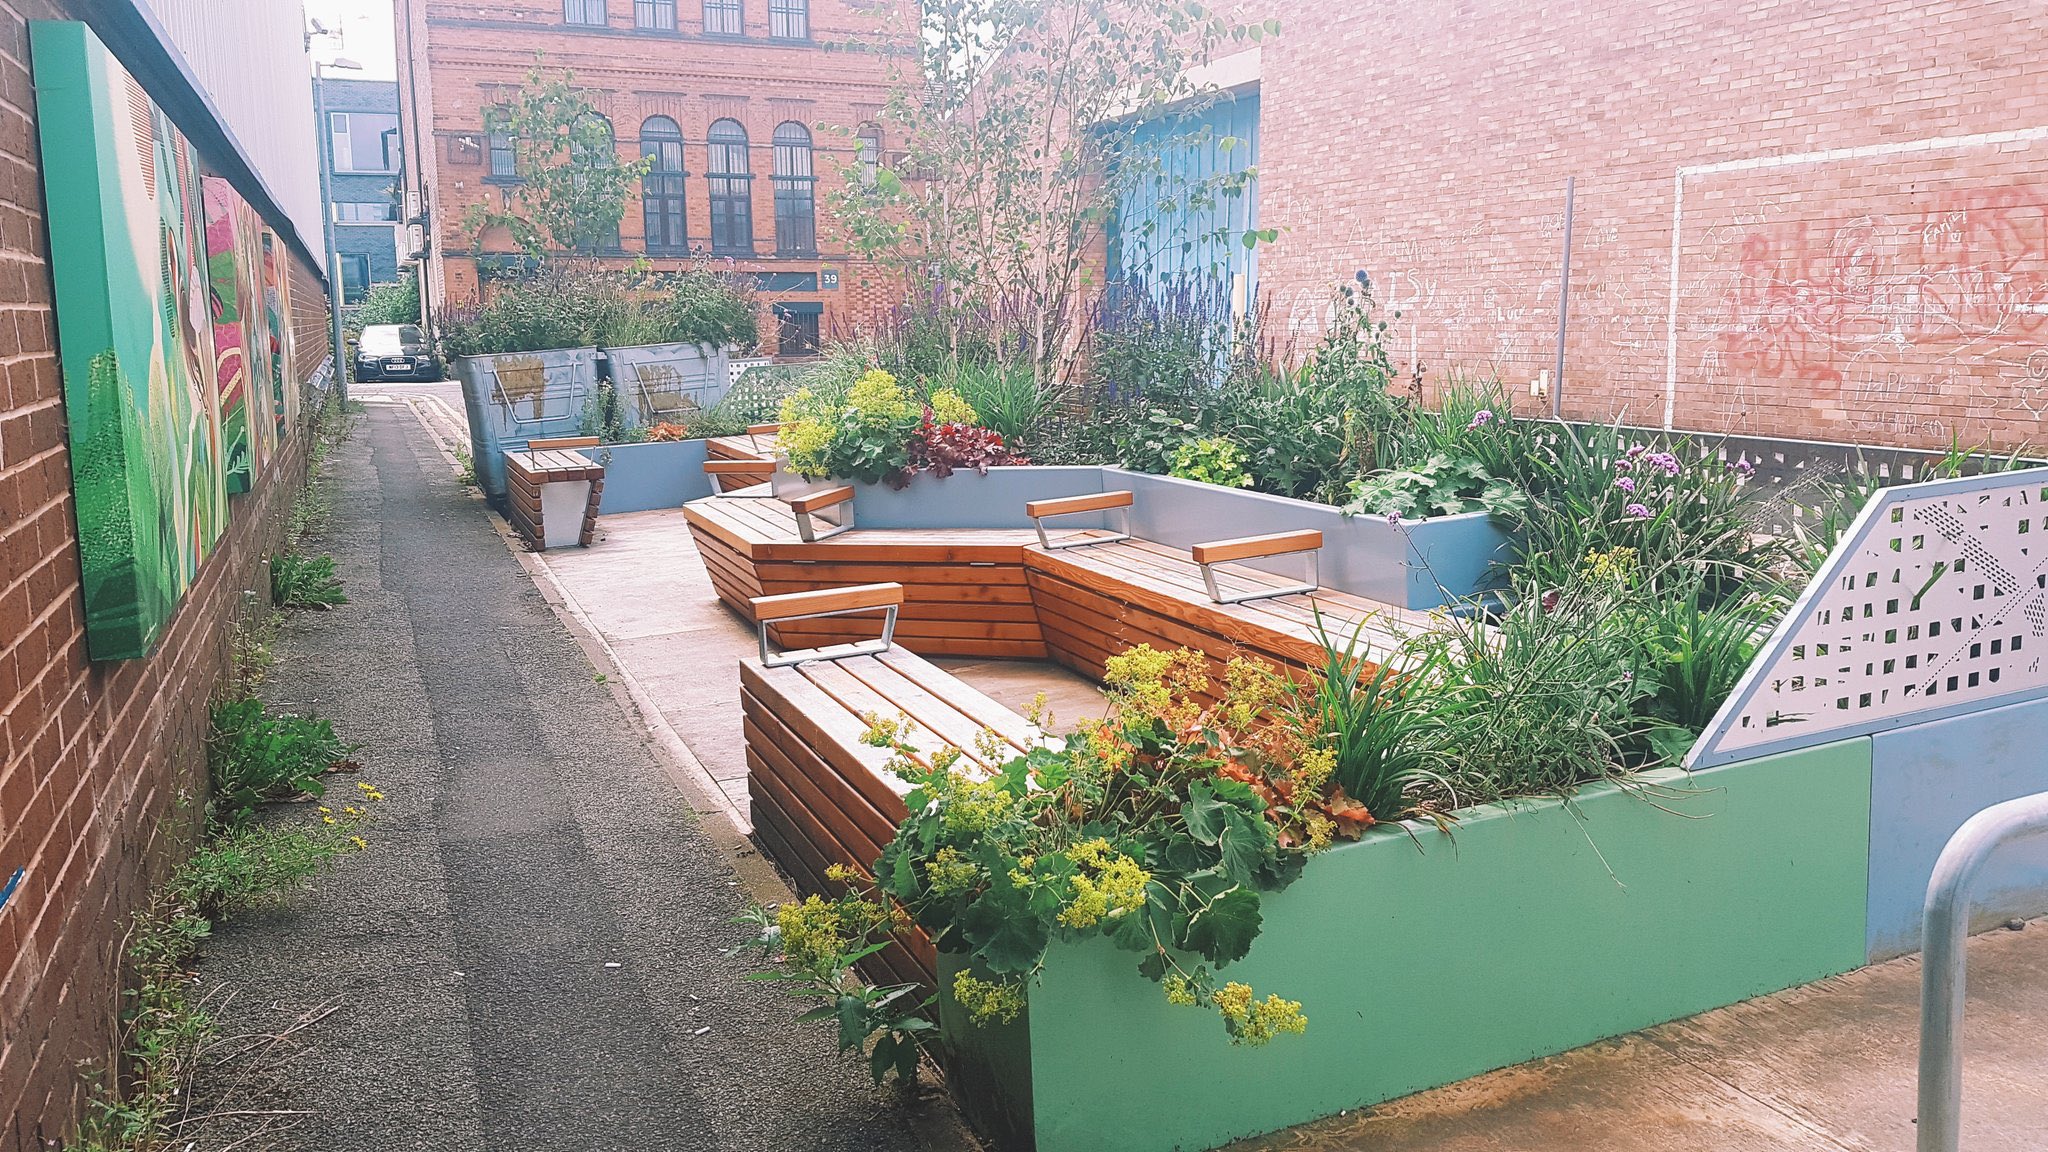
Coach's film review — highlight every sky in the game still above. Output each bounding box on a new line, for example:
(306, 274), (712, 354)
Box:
(308, 0), (399, 82)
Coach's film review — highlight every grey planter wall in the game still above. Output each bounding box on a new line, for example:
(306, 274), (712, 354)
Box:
(456, 347), (602, 504)
(848, 465), (1510, 609)
(605, 342), (733, 426)
(578, 439), (715, 515)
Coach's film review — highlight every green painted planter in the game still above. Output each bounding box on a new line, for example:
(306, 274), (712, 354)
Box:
(940, 740), (1873, 1152)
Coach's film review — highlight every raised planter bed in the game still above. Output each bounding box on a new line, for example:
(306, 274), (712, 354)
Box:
(577, 439), (714, 515)
(941, 740), (1872, 1152)
(456, 347), (601, 504)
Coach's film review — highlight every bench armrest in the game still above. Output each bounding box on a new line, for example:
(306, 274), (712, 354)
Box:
(527, 435), (600, 451)
(746, 422), (784, 437)
(704, 459), (775, 475)
(749, 582), (902, 667)
(1191, 529), (1324, 565)
(1194, 530), (1322, 605)
(1024, 490), (1134, 551)
(786, 485), (857, 542)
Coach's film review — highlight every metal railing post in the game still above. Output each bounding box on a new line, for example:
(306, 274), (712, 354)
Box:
(1917, 791), (2048, 1152)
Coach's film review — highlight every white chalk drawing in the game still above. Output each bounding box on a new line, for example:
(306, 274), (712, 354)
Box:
(1689, 467), (2048, 769)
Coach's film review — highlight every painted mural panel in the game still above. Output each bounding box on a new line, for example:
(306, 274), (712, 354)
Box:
(261, 228), (298, 438)
(203, 176), (266, 491)
(32, 21), (226, 660)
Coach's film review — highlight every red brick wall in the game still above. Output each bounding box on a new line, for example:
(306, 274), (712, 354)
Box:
(1252, 0), (2048, 451)
(413, 0), (913, 349)
(0, 4), (331, 1143)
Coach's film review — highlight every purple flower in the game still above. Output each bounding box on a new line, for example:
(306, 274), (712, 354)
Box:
(1624, 502), (1653, 519)
(1732, 458), (1756, 477)
(1621, 671), (1635, 684)
(1645, 451), (1681, 477)
(1614, 457), (1633, 472)
(1615, 476), (1637, 493)
(1385, 511), (1402, 527)
(1467, 410), (1494, 430)
(1626, 444), (1647, 458)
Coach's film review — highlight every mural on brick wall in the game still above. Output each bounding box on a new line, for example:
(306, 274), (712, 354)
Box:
(262, 228), (299, 438)
(203, 176), (273, 492)
(32, 22), (227, 661)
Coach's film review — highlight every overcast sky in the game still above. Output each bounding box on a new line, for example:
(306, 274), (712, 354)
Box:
(308, 0), (398, 82)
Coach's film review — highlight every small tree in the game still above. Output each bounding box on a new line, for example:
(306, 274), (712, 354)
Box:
(466, 65), (651, 259)
(831, 0), (1278, 385)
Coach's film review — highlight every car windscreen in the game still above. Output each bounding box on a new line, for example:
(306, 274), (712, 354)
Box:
(359, 327), (424, 354)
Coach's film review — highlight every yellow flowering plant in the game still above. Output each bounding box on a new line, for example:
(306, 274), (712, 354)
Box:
(775, 368), (1022, 486)
(862, 643), (1342, 1046)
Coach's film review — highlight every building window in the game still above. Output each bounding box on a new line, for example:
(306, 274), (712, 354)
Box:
(570, 114), (621, 252)
(330, 112), (400, 174)
(703, 0), (742, 35)
(564, 0), (607, 25)
(707, 118), (753, 255)
(641, 116), (688, 254)
(769, 0), (808, 39)
(771, 122), (816, 257)
(334, 202), (399, 223)
(773, 303), (822, 356)
(634, 0), (676, 28)
(340, 254), (372, 304)
(484, 109), (519, 181)
(855, 124), (880, 187)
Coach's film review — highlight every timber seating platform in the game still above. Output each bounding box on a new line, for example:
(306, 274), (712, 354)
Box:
(683, 493), (1114, 659)
(704, 428), (779, 492)
(504, 436), (605, 550)
(741, 584), (1042, 987)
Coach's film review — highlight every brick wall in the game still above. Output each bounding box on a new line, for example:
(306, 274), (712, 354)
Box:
(1251, 0), (2048, 452)
(0, 3), (331, 1144)
(408, 0), (912, 349)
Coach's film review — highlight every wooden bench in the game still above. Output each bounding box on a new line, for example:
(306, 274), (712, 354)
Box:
(741, 583), (1042, 987)
(1019, 492), (1424, 688)
(683, 494), (1113, 659)
(704, 431), (776, 493)
(504, 436), (605, 550)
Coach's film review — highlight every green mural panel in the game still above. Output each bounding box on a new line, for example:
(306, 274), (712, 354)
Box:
(32, 21), (227, 660)
(1018, 741), (1873, 1152)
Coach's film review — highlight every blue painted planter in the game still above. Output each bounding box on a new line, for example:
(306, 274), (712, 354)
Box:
(456, 347), (601, 504)
(578, 439), (715, 515)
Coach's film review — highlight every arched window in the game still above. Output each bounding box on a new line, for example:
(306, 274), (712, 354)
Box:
(707, 119), (753, 255)
(640, 116), (687, 254)
(570, 114), (620, 252)
(772, 121), (815, 257)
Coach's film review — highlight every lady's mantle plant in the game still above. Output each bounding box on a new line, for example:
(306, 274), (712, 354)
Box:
(778, 369), (1022, 486)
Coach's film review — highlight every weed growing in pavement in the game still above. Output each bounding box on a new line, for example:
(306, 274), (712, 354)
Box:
(206, 697), (359, 829)
(270, 552), (347, 609)
(73, 792), (381, 1152)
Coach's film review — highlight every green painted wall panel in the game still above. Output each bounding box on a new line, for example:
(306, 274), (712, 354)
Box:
(1017, 740), (1872, 1152)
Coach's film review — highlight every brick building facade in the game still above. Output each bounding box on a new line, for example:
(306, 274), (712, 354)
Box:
(0, 3), (332, 1145)
(396, 0), (914, 356)
(1190, 0), (2048, 452)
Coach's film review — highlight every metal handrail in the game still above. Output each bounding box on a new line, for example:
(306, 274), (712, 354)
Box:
(1917, 791), (2048, 1152)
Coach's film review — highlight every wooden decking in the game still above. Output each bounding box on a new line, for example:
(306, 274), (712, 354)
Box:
(683, 495), (1109, 659)
(704, 434), (775, 492)
(1024, 537), (1428, 685)
(741, 646), (1042, 987)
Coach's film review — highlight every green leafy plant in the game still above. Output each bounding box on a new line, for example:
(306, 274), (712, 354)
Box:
(1169, 436), (1252, 488)
(271, 551), (347, 609)
(943, 362), (1058, 447)
(731, 892), (936, 1085)
(1289, 615), (1448, 821)
(1631, 579), (1779, 761)
(206, 697), (359, 828)
(1345, 451), (1528, 520)
(863, 647), (1366, 1046)
(344, 270), (421, 331)
(778, 368), (923, 483)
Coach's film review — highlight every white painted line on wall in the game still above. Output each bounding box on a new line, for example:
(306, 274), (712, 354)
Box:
(1661, 125), (2048, 430)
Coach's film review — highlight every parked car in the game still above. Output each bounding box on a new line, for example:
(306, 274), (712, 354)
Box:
(353, 324), (442, 383)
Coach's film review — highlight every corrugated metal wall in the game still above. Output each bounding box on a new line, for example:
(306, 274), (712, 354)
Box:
(132, 0), (325, 262)
(1111, 91), (1261, 305)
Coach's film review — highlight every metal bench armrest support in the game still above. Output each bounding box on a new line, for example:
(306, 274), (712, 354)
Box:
(750, 582), (901, 668)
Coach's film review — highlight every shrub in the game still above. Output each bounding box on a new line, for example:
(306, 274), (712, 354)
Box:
(943, 362), (1058, 447)
(206, 698), (359, 827)
(1345, 451), (1528, 520)
(346, 271), (420, 331)
(1169, 436), (1252, 488)
(438, 260), (757, 357)
(778, 369), (922, 483)
(271, 551), (346, 609)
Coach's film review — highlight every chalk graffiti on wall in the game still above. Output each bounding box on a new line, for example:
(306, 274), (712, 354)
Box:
(33, 20), (226, 660)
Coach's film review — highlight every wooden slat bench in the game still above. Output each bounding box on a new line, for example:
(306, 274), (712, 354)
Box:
(741, 583), (1042, 988)
(1020, 493), (1427, 688)
(704, 429), (777, 493)
(504, 436), (605, 550)
(683, 493), (1113, 659)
